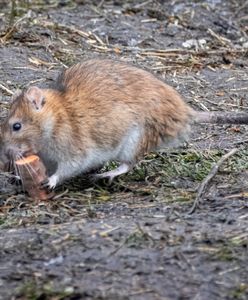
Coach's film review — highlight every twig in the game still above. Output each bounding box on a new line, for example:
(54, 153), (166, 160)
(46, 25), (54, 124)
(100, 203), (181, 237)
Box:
(189, 148), (238, 214)
(139, 48), (246, 56)
(97, 0), (105, 8)
(134, 0), (153, 8)
(0, 83), (14, 95)
(207, 28), (232, 47)
(234, 0), (248, 16)
(108, 235), (128, 256)
(1, 12), (30, 43)
(233, 138), (248, 145)
(224, 192), (248, 199)
(39, 20), (248, 59)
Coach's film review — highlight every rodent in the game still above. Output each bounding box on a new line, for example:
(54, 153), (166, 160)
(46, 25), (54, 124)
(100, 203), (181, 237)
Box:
(1, 59), (248, 189)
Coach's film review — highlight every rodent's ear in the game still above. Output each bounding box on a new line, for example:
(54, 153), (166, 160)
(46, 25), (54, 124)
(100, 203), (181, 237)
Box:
(25, 86), (46, 111)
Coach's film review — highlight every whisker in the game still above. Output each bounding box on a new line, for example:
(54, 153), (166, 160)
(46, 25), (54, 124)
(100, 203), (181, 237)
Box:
(13, 160), (25, 192)
(21, 154), (37, 175)
(18, 153), (38, 186)
(10, 159), (20, 181)
(14, 154), (26, 192)
(20, 154), (36, 176)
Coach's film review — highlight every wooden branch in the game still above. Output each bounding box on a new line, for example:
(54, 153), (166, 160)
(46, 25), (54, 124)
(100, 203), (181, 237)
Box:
(189, 148), (238, 214)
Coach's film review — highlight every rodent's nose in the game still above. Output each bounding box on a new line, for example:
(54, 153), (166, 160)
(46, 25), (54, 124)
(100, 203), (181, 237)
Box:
(6, 148), (17, 159)
(6, 146), (32, 160)
(0, 152), (8, 165)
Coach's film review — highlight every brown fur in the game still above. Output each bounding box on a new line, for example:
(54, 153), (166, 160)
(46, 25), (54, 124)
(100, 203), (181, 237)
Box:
(0, 59), (197, 185)
(52, 60), (193, 156)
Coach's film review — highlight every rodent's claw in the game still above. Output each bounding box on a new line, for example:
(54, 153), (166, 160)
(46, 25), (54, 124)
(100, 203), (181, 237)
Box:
(89, 174), (98, 183)
(41, 175), (58, 190)
(47, 175), (58, 189)
(90, 173), (113, 185)
(40, 178), (49, 188)
(91, 163), (131, 184)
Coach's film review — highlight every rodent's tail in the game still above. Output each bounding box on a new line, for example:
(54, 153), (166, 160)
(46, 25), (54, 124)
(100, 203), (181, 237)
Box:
(194, 111), (248, 125)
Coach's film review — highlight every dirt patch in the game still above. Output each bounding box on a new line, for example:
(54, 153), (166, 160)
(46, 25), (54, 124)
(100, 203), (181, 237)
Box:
(0, 1), (248, 299)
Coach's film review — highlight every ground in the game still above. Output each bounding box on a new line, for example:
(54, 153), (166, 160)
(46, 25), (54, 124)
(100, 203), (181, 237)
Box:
(0, 1), (248, 299)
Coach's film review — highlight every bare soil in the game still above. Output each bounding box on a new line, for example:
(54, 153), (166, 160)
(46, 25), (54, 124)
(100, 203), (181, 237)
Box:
(0, 1), (248, 299)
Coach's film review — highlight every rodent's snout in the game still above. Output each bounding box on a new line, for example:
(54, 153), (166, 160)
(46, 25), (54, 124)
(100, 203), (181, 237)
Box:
(6, 147), (19, 160)
(0, 145), (12, 164)
(3, 140), (37, 162)
(5, 146), (29, 160)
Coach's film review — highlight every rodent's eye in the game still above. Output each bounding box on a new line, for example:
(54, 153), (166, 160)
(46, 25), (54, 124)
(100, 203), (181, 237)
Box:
(12, 122), (22, 131)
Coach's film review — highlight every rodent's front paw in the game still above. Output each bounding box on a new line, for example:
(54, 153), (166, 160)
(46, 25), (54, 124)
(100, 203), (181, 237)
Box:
(42, 175), (58, 190)
(48, 175), (59, 189)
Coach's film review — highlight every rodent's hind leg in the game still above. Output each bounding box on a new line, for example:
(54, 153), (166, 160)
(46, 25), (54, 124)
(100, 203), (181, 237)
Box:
(93, 163), (131, 183)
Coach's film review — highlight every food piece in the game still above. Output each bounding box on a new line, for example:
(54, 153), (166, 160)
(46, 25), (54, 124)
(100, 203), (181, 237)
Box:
(15, 155), (55, 200)
(15, 155), (40, 166)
